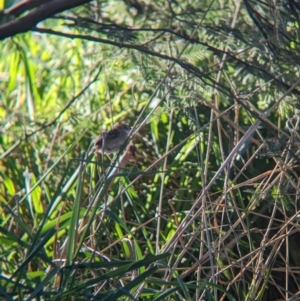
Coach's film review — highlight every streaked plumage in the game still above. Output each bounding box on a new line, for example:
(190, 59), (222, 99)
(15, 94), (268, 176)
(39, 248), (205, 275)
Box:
(94, 124), (132, 154)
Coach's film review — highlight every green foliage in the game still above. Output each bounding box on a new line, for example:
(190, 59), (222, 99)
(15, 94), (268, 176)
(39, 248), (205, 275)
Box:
(1, 0), (300, 300)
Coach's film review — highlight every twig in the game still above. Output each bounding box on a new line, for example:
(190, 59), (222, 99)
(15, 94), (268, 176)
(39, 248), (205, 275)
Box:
(0, 0), (92, 40)
(1, 65), (102, 160)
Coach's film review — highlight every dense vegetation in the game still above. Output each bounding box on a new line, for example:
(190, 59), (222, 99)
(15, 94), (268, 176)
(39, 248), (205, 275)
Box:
(1, 0), (300, 300)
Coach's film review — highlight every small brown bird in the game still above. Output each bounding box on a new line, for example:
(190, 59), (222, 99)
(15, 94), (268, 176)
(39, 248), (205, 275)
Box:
(93, 124), (132, 154)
